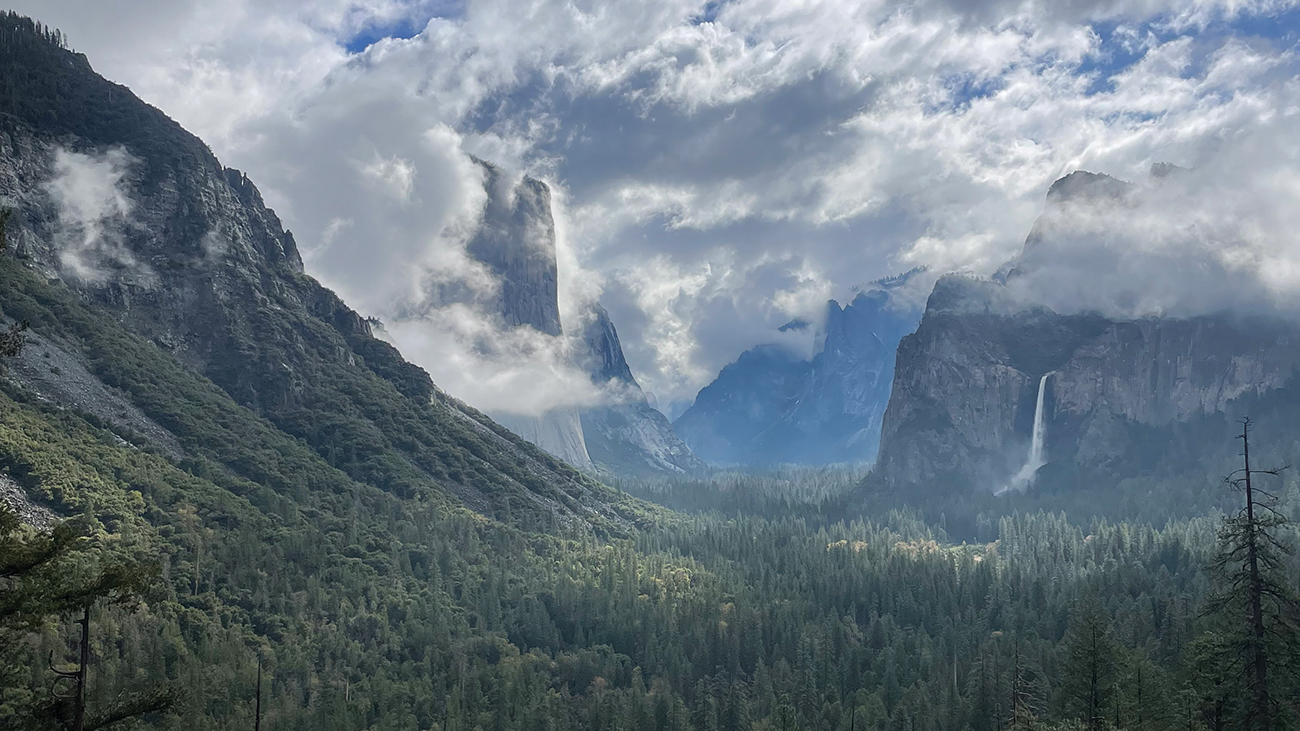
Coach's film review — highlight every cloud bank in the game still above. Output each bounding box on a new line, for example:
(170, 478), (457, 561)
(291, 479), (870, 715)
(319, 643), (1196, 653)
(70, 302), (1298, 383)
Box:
(1007, 122), (1300, 320)
(16, 0), (1300, 409)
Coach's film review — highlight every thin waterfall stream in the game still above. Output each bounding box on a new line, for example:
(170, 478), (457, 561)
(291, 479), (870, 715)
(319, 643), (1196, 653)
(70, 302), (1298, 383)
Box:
(999, 373), (1051, 494)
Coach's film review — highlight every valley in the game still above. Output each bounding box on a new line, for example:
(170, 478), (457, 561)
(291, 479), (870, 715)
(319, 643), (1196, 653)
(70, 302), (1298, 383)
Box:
(2, 10), (1300, 731)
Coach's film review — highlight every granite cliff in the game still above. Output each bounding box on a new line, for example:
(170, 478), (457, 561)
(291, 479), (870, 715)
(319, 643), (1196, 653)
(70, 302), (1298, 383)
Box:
(0, 22), (643, 530)
(674, 273), (921, 465)
(450, 161), (702, 476)
(578, 304), (707, 478)
(874, 171), (1300, 494)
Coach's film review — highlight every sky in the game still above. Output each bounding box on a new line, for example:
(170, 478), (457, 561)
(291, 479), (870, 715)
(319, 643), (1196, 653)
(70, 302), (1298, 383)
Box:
(14, 0), (1300, 415)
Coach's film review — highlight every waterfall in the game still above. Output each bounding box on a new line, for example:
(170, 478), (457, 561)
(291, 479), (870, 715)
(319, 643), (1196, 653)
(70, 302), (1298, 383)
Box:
(998, 373), (1051, 494)
(1027, 373), (1049, 469)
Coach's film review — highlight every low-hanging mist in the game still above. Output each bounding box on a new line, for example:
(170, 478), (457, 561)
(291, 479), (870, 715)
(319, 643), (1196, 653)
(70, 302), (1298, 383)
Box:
(43, 147), (152, 286)
(996, 124), (1300, 323)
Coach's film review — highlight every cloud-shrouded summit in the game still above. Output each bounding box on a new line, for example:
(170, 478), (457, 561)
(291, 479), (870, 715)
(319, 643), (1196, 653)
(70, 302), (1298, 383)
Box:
(17, 0), (1300, 414)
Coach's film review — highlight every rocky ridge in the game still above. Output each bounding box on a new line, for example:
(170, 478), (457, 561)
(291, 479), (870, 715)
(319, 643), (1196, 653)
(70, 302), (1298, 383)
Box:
(0, 27), (640, 530)
(874, 171), (1300, 494)
(674, 273), (922, 465)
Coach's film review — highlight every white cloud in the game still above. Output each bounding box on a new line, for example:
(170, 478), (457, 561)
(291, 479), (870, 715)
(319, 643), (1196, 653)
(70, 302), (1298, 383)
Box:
(43, 147), (151, 285)
(19, 0), (1300, 407)
(1006, 114), (1300, 319)
(385, 306), (607, 415)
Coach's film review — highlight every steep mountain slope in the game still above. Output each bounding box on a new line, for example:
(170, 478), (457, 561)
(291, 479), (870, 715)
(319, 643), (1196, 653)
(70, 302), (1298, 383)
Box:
(674, 275), (921, 465)
(578, 304), (706, 478)
(874, 172), (1300, 495)
(0, 15), (635, 530)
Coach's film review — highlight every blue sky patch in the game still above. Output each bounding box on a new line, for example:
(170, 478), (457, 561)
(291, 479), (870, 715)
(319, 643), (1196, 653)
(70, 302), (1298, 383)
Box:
(343, 2), (466, 54)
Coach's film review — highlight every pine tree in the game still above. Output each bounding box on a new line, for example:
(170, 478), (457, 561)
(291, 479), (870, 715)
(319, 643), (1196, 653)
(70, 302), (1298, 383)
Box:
(1202, 419), (1300, 731)
(1059, 601), (1120, 731)
(1, 506), (174, 729)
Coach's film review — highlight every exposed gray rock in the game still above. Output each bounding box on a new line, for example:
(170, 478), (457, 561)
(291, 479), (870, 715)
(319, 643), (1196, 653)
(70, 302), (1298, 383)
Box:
(495, 409), (593, 470)
(4, 327), (185, 458)
(463, 158), (562, 336)
(0, 473), (60, 529)
(876, 275), (1113, 491)
(875, 171), (1300, 494)
(577, 304), (706, 478)
(674, 273), (921, 466)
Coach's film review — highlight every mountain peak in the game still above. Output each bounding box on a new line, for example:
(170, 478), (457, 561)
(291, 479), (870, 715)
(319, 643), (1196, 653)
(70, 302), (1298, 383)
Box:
(675, 275), (921, 466)
(1045, 170), (1133, 205)
(580, 303), (639, 388)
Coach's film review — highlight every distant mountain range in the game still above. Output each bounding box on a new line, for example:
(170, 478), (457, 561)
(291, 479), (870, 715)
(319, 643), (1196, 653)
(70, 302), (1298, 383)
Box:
(674, 271), (923, 466)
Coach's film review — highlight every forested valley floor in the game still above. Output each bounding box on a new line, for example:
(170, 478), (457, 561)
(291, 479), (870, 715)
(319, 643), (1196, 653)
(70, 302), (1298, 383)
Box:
(6, 415), (1300, 731)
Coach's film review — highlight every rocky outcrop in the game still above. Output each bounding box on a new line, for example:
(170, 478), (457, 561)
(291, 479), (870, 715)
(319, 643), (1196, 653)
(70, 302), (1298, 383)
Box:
(449, 162), (701, 477)
(464, 158), (563, 336)
(874, 171), (1300, 494)
(577, 305), (706, 478)
(424, 159), (594, 468)
(0, 26), (633, 529)
(674, 273), (921, 465)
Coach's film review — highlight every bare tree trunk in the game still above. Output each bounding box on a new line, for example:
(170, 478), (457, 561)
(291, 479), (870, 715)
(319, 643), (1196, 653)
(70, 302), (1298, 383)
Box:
(1241, 422), (1271, 731)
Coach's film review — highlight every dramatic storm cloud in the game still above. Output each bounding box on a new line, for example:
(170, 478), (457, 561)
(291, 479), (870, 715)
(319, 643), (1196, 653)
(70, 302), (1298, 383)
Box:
(17, 0), (1300, 411)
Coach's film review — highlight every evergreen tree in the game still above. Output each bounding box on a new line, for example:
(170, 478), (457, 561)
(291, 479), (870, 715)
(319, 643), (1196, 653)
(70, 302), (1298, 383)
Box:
(1, 506), (172, 729)
(1058, 601), (1120, 731)
(1202, 419), (1300, 731)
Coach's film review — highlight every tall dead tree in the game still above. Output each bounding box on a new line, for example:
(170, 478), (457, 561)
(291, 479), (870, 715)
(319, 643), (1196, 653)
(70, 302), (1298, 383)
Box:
(1205, 418), (1300, 731)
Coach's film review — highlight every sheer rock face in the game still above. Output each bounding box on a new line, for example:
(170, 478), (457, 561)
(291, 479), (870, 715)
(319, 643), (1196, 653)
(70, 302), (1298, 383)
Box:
(875, 171), (1300, 494)
(459, 160), (593, 469)
(0, 33), (631, 528)
(577, 305), (706, 478)
(465, 159), (563, 336)
(494, 410), (592, 470)
(875, 276), (1112, 491)
(457, 166), (700, 477)
(673, 279), (920, 466)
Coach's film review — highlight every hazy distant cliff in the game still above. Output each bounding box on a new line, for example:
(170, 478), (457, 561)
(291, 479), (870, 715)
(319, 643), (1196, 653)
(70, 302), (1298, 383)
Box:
(675, 273), (921, 465)
(874, 172), (1300, 494)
